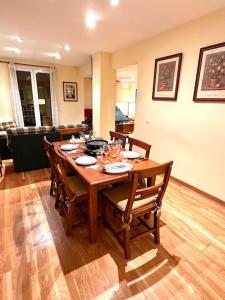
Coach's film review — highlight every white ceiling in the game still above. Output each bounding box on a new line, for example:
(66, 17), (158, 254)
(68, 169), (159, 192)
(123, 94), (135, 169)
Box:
(0, 0), (225, 66)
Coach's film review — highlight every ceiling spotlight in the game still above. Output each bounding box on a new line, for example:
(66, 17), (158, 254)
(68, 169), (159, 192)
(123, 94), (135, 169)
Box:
(64, 44), (70, 51)
(110, 0), (119, 6)
(11, 36), (23, 43)
(5, 47), (21, 54)
(86, 11), (97, 29)
(46, 52), (61, 60)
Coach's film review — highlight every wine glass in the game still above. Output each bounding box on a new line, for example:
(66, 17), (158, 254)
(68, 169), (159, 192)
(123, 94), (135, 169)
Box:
(80, 132), (85, 142)
(115, 140), (122, 157)
(102, 144), (110, 164)
(89, 130), (96, 140)
(70, 134), (76, 143)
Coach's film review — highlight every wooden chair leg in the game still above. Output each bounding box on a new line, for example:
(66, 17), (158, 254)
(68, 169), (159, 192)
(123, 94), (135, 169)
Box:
(49, 169), (55, 196)
(55, 182), (62, 209)
(124, 227), (131, 259)
(103, 198), (108, 226)
(66, 203), (76, 235)
(60, 187), (67, 216)
(50, 179), (54, 196)
(154, 211), (160, 244)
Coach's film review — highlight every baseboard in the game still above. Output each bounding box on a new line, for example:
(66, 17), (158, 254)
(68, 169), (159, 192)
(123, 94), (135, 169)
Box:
(170, 176), (225, 206)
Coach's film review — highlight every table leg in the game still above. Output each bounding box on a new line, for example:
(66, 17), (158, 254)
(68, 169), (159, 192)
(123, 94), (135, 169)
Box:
(88, 185), (98, 243)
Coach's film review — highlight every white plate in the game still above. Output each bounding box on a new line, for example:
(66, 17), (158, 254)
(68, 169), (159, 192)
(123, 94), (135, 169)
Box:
(69, 138), (82, 144)
(60, 144), (78, 151)
(104, 162), (133, 174)
(75, 156), (97, 166)
(120, 151), (140, 159)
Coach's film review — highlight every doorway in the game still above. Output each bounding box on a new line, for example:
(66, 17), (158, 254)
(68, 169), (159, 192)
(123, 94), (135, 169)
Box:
(115, 64), (138, 134)
(16, 66), (53, 126)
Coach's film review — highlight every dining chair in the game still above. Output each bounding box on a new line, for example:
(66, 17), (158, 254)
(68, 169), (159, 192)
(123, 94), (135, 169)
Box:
(58, 127), (86, 141)
(128, 137), (151, 158)
(109, 131), (127, 148)
(102, 161), (173, 259)
(43, 136), (58, 198)
(54, 148), (88, 235)
(0, 155), (2, 177)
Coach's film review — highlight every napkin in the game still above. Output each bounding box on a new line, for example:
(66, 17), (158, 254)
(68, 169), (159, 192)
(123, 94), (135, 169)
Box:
(85, 164), (100, 169)
(103, 162), (128, 171)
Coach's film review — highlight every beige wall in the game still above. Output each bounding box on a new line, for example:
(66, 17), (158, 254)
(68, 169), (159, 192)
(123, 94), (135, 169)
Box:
(0, 62), (12, 121)
(78, 62), (92, 114)
(92, 52), (116, 138)
(0, 58), (84, 125)
(84, 77), (92, 109)
(112, 9), (225, 201)
(55, 65), (84, 124)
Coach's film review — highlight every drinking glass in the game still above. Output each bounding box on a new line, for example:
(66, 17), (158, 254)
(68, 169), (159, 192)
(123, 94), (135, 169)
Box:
(96, 149), (103, 166)
(102, 144), (110, 164)
(110, 142), (117, 158)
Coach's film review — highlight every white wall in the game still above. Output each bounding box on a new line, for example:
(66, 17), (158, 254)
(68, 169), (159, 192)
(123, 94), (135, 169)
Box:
(112, 9), (225, 201)
(0, 62), (12, 121)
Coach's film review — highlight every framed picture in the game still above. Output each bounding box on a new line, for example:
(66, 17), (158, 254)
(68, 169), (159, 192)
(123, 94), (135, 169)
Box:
(152, 53), (182, 101)
(193, 42), (225, 102)
(63, 81), (78, 101)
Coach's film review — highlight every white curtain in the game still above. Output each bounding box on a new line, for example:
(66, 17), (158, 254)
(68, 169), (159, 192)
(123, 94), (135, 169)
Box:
(50, 67), (59, 125)
(8, 63), (24, 127)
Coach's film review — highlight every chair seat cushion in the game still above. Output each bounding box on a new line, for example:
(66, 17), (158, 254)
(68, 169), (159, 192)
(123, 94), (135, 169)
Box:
(66, 175), (87, 198)
(103, 183), (156, 211)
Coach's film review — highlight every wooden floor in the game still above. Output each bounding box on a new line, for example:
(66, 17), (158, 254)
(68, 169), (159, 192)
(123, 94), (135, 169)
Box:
(0, 161), (225, 300)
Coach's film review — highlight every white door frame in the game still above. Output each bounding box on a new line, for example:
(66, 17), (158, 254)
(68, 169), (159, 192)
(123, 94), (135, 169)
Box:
(15, 65), (51, 127)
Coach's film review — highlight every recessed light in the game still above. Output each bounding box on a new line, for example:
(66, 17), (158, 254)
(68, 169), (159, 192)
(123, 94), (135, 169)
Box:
(64, 44), (70, 51)
(86, 11), (97, 29)
(110, 0), (119, 6)
(5, 47), (21, 54)
(46, 52), (61, 60)
(11, 36), (23, 43)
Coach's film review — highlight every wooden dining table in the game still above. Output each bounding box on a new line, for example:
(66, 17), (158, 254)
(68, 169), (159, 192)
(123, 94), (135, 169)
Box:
(53, 140), (159, 244)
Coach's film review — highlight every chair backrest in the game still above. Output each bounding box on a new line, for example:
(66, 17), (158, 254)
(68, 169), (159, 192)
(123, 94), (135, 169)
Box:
(43, 136), (55, 167)
(109, 131), (127, 148)
(123, 161), (173, 222)
(58, 127), (85, 141)
(128, 137), (151, 158)
(54, 148), (74, 198)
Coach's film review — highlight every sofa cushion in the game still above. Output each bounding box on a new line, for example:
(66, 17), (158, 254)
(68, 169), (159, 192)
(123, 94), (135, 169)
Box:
(0, 121), (16, 131)
(6, 126), (52, 145)
(52, 124), (85, 131)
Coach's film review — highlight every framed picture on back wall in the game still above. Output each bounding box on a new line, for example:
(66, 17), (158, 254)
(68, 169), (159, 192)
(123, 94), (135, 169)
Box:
(63, 81), (78, 101)
(193, 42), (225, 102)
(152, 53), (183, 101)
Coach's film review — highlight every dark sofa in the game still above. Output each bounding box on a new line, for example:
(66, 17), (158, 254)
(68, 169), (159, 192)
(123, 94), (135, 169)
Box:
(6, 124), (86, 172)
(0, 121), (16, 160)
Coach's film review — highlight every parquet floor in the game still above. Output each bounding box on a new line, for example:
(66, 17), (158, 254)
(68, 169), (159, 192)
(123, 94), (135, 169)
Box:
(0, 161), (225, 299)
